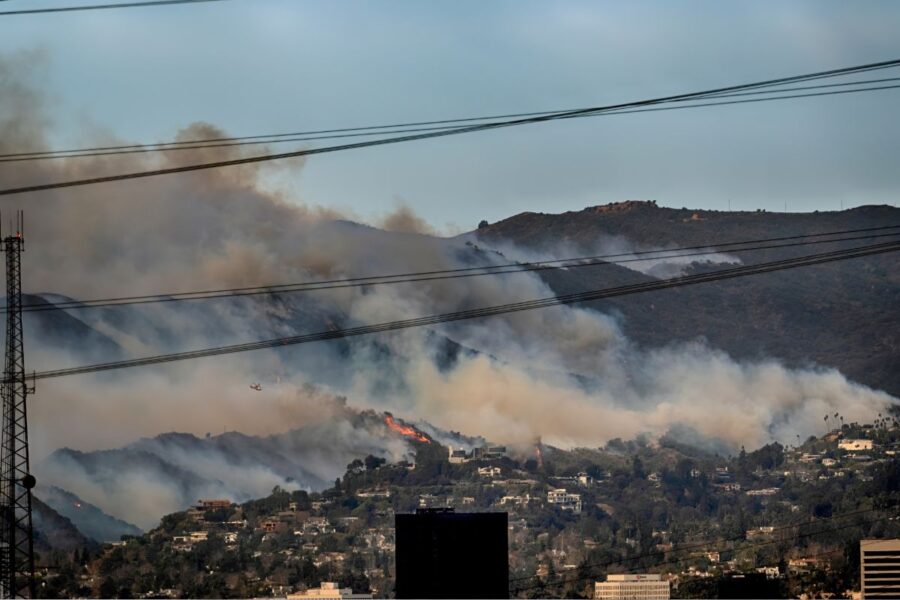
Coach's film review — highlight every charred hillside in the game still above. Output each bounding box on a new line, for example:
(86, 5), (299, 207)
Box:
(475, 203), (900, 396)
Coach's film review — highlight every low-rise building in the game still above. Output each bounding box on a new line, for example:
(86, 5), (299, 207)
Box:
(197, 498), (232, 509)
(756, 566), (780, 579)
(788, 557), (824, 573)
(746, 526), (775, 539)
(716, 482), (741, 492)
(594, 574), (670, 600)
(287, 582), (372, 599)
(840, 439), (874, 452)
(746, 487), (780, 497)
(471, 445), (507, 460)
(547, 488), (582, 514)
(478, 466), (502, 478)
(499, 493), (534, 507)
(448, 448), (468, 464)
(259, 519), (288, 534)
(356, 488), (391, 499)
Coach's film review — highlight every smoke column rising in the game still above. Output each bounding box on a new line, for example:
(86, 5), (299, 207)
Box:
(0, 54), (895, 527)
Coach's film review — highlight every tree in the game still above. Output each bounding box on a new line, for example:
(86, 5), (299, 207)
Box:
(632, 457), (646, 480)
(364, 455), (386, 471)
(478, 220), (489, 229)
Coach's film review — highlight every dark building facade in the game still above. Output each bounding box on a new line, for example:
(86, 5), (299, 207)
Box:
(395, 509), (508, 599)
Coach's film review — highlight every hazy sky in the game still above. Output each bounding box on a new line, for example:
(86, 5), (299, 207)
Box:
(2, 0), (899, 231)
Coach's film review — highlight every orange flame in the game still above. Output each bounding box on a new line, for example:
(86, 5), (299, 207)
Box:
(534, 444), (544, 469)
(384, 414), (430, 443)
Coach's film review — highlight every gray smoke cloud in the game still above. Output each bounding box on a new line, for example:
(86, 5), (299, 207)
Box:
(1, 54), (896, 526)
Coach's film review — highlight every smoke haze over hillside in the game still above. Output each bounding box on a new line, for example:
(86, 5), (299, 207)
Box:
(0, 54), (896, 527)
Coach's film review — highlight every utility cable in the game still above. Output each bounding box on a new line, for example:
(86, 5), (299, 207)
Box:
(21, 239), (900, 381)
(0, 0), (230, 16)
(9, 225), (900, 314)
(3, 77), (899, 163)
(2, 58), (899, 195)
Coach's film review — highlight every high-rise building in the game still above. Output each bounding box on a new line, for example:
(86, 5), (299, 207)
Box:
(861, 539), (900, 599)
(395, 509), (508, 598)
(594, 574), (670, 600)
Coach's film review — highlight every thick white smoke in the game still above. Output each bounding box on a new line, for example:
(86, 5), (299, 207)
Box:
(0, 54), (896, 527)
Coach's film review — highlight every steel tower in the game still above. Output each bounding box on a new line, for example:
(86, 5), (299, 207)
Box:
(0, 212), (35, 598)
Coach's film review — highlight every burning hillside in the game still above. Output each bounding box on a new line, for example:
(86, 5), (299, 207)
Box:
(384, 413), (430, 444)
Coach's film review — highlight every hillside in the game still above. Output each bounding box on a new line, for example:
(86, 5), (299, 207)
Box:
(39, 486), (142, 544)
(36, 408), (479, 530)
(475, 202), (900, 396)
(43, 419), (900, 598)
(33, 497), (96, 555)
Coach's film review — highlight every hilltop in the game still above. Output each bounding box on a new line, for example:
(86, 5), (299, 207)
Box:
(475, 202), (900, 396)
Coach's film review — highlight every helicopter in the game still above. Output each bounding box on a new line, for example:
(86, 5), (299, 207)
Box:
(249, 383), (262, 391)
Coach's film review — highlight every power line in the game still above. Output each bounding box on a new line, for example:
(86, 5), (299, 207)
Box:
(0, 0), (230, 16)
(4, 77), (900, 163)
(22, 239), (900, 381)
(3, 84), (898, 188)
(2, 58), (899, 195)
(8, 62), (900, 159)
(11, 226), (900, 314)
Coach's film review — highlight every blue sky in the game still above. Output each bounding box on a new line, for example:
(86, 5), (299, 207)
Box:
(2, 0), (899, 231)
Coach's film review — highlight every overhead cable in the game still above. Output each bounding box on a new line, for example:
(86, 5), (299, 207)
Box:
(2, 58), (899, 195)
(3, 77), (899, 163)
(23, 239), (900, 381)
(10, 225), (900, 314)
(0, 0), (230, 16)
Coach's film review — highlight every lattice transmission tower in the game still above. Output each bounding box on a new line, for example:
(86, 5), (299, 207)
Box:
(0, 211), (35, 599)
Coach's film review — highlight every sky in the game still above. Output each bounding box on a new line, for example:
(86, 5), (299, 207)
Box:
(1, 0), (899, 232)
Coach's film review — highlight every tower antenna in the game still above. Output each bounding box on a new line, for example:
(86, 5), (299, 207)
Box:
(0, 212), (35, 598)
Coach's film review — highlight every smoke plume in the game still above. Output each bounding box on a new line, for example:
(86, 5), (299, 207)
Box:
(0, 54), (896, 526)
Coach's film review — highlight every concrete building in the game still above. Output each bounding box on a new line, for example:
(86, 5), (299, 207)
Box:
(471, 445), (507, 460)
(861, 539), (900, 599)
(478, 466), (502, 478)
(840, 439), (874, 452)
(287, 582), (372, 599)
(448, 448), (468, 464)
(594, 574), (670, 600)
(547, 488), (582, 513)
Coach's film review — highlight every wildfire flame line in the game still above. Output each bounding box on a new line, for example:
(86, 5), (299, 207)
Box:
(384, 414), (430, 444)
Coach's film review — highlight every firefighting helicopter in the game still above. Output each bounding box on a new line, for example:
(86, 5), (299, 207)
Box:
(249, 383), (262, 391)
